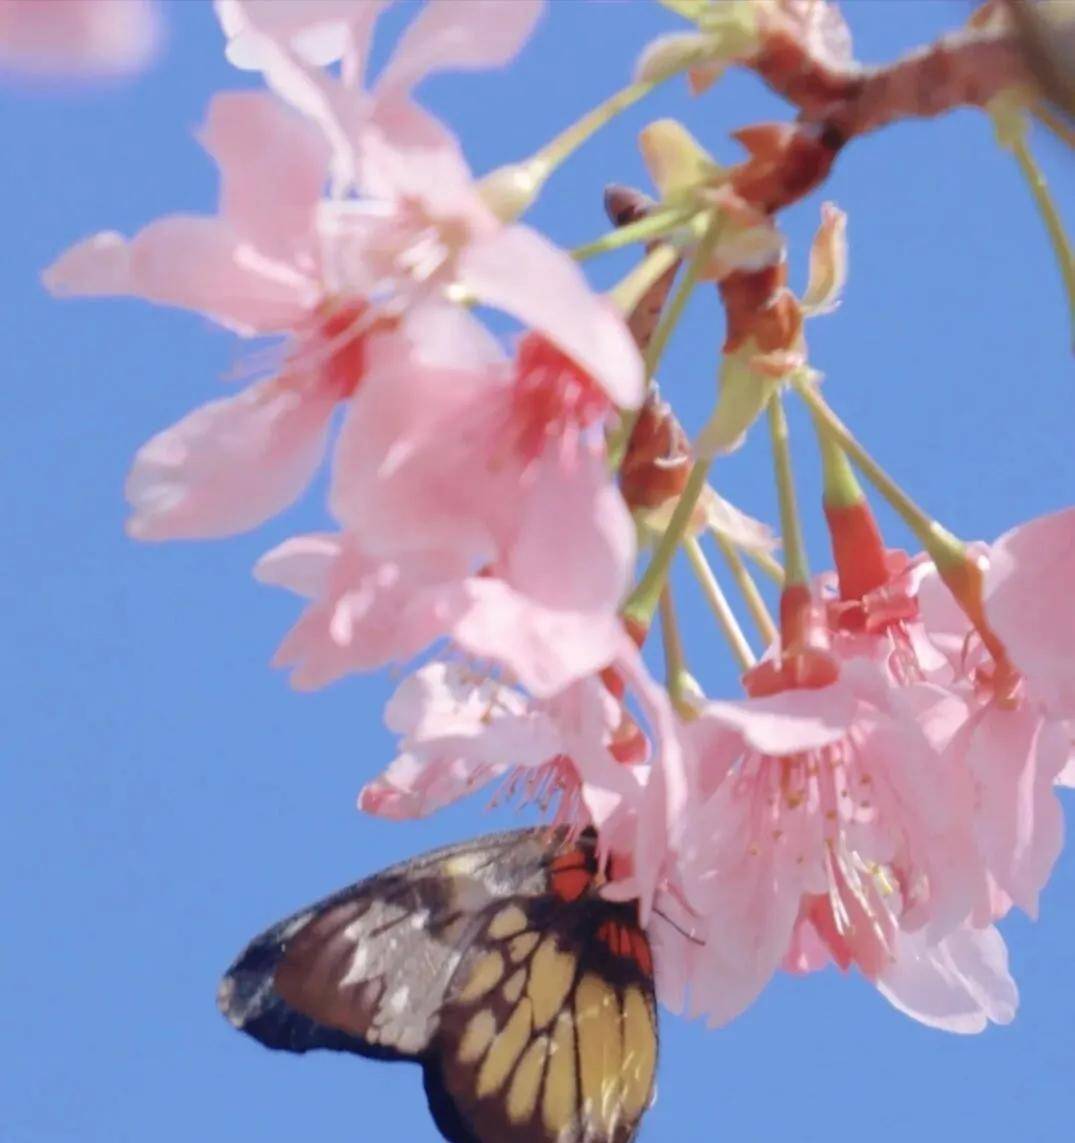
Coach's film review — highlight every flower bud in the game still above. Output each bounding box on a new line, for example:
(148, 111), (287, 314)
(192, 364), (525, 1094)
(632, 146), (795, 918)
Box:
(476, 158), (549, 222)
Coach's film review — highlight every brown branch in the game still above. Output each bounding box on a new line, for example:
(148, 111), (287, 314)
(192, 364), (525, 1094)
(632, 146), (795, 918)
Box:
(823, 29), (1032, 139)
(747, 6), (1033, 140)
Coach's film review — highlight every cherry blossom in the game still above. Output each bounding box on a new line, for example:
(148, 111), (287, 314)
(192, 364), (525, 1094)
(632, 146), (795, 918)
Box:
(913, 509), (1075, 921)
(43, 89), (375, 539)
(662, 658), (986, 1027)
(0, 0), (161, 78)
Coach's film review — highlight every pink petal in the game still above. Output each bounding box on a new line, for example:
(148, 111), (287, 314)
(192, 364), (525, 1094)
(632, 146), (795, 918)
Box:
(897, 681), (972, 755)
(261, 535), (470, 691)
(0, 0), (161, 77)
(963, 704), (1067, 918)
(688, 859), (803, 1027)
(41, 232), (132, 295)
(698, 681), (858, 755)
(354, 98), (480, 216)
(254, 533), (341, 598)
(453, 579), (625, 698)
(460, 223), (644, 409)
(376, 0), (544, 94)
(1059, 721), (1075, 788)
(783, 914), (835, 974)
(683, 715), (743, 802)
(617, 644), (689, 922)
(647, 900), (704, 1014)
(984, 507), (1075, 715)
(360, 662), (563, 818)
(200, 91), (329, 262)
(505, 440), (634, 613)
(44, 217), (317, 334)
(214, 1), (368, 186)
(125, 375), (337, 540)
(360, 749), (503, 820)
(329, 327), (506, 562)
(214, 0), (379, 69)
(915, 561), (976, 669)
(877, 925), (1018, 1034)
(401, 299), (505, 369)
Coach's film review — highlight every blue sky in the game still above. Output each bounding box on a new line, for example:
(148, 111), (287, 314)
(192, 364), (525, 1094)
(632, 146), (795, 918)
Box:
(5, 2), (1075, 1140)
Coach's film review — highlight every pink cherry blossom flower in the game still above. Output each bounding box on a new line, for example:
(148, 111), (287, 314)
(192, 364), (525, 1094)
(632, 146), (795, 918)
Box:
(330, 323), (636, 608)
(874, 922), (1017, 1034)
(914, 508), (1075, 921)
(357, 635), (688, 924)
(256, 404), (635, 697)
(358, 660), (636, 833)
(664, 657), (983, 1028)
(43, 90), (349, 538)
(0, 0), (161, 79)
(318, 104), (644, 405)
(44, 89), (458, 540)
(782, 910), (1017, 1034)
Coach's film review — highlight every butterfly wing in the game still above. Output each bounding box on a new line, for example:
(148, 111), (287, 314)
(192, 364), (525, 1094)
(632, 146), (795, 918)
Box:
(429, 850), (658, 1143)
(219, 828), (658, 1143)
(219, 828), (556, 1061)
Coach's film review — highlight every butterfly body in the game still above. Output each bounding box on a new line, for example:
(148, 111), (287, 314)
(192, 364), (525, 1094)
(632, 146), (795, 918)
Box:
(219, 828), (658, 1142)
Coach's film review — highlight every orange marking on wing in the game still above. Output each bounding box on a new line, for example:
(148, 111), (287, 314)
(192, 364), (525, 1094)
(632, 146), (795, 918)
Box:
(550, 866), (591, 902)
(549, 847), (593, 902)
(629, 929), (654, 976)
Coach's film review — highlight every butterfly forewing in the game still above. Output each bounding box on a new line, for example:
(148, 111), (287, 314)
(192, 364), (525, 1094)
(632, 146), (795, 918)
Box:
(219, 829), (554, 1059)
(219, 828), (657, 1143)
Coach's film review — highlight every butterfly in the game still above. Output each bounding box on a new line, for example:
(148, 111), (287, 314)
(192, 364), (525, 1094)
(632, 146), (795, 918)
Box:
(218, 827), (658, 1143)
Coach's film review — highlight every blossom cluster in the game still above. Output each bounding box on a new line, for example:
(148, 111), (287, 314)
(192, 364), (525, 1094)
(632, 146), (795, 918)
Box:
(41, 0), (1075, 1037)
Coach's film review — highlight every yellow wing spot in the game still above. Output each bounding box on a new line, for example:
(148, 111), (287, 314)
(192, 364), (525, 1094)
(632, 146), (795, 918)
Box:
(477, 998), (533, 1098)
(488, 905), (529, 939)
(507, 1034), (549, 1124)
(508, 931), (540, 964)
(576, 973), (623, 1135)
(503, 968), (526, 1005)
(621, 986), (657, 1120)
(542, 1011), (577, 1136)
(458, 950), (505, 1002)
(458, 1009), (497, 1065)
(444, 853), (485, 877)
(528, 937), (577, 1030)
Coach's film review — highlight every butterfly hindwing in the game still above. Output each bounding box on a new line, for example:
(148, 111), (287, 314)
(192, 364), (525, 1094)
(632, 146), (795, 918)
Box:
(429, 844), (658, 1143)
(219, 828), (658, 1143)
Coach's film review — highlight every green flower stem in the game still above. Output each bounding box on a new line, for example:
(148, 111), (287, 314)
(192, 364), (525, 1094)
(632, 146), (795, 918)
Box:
(793, 376), (966, 571)
(659, 586), (695, 714)
(608, 211), (724, 469)
(622, 458), (711, 630)
(643, 212), (723, 379)
(1008, 124), (1075, 350)
(1033, 103), (1075, 154)
(608, 243), (682, 332)
(683, 536), (756, 672)
(535, 77), (665, 176)
(767, 393), (810, 588)
(711, 529), (778, 645)
(572, 207), (693, 262)
(815, 418), (865, 509)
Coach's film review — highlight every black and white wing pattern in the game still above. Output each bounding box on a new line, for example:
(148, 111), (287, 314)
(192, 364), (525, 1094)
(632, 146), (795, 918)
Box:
(219, 827), (658, 1142)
